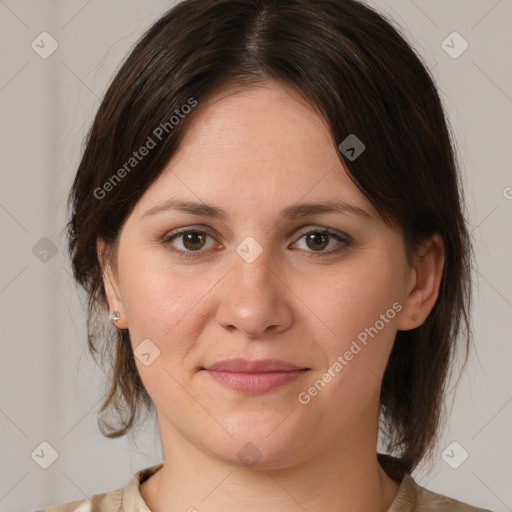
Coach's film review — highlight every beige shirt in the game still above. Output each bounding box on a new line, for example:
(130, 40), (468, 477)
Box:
(34, 462), (493, 512)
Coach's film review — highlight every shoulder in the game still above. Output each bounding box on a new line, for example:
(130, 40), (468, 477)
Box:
(32, 462), (164, 512)
(416, 484), (494, 512)
(394, 473), (495, 512)
(32, 488), (123, 512)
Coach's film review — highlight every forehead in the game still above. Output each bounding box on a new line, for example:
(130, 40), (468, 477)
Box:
(131, 79), (380, 223)
(158, 81), (343, 184)
(186, 79), (330, 143)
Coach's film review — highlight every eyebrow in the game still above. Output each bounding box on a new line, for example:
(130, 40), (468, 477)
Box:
(142, 199), (373, 221)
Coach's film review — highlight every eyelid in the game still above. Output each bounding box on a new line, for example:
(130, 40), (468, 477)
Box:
(164, 225), (218, 238)
(293, 225), (351, 241)
(162, 225), (223, 247)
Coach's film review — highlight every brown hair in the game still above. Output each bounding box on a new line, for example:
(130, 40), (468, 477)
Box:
(67, 0), (472, 477)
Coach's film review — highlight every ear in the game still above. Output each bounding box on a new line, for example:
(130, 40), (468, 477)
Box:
(397, 233), (445, 331)
(97, 239), (128, 329)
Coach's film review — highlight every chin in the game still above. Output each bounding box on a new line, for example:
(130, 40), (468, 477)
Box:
(206, 414), (312, 470)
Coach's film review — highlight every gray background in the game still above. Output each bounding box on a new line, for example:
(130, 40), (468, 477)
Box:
(0, 1), (510, 511)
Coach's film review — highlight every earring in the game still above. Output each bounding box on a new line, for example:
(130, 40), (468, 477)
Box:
(412, 314), (418, 321)
(109, 311), (121, 324)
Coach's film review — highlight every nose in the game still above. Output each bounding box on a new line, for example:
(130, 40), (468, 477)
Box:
(215, 246), (293, 338)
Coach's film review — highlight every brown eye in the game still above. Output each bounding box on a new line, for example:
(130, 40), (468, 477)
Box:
(305, 232), (329, 251)
(163, 229), (219, 258)
(181, 232), (207, 251)
(292, 228), (353, 256)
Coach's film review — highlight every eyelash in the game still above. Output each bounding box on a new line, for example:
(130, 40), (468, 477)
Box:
(162, 226), (353, 259)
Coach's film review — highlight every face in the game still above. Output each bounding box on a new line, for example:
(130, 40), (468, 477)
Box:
(102, 80), (429, 469)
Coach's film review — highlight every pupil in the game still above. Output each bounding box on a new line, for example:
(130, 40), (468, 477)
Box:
(307, 233), (328, 250)
(184, 232), (204, 250)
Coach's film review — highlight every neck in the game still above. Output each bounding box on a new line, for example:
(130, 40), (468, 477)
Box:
(140, 414), (401, 512)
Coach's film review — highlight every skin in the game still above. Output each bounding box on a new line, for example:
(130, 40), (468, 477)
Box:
(99, 80), (445, 512)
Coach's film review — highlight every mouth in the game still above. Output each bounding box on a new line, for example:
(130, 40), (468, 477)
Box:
(201, 358), (311, 394)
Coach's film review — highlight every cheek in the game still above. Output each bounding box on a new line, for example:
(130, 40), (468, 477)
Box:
(313, 251), (404, 371)
(299, 271), (402, 427)
(117, 249), (209, 346)
(119, 266), (210, 400)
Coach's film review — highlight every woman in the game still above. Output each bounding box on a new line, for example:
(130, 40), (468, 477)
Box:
(37, 0), (492, 510)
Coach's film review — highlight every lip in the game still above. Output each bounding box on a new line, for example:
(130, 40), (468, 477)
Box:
(201, 358), (310, 394)
(202, 358), (307, 372)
